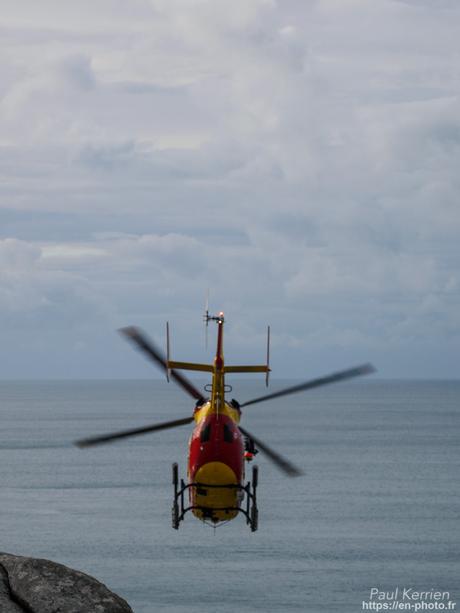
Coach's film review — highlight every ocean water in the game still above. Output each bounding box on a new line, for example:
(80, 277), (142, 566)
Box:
(0, 379), (458, 612)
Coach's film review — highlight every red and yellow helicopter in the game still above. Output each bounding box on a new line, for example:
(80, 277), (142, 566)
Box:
(76, 311), (375, 531)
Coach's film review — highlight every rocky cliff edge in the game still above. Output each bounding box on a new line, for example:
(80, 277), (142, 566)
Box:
(0, 553), (133, 613)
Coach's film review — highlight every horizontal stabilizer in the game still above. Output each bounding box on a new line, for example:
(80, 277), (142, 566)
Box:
(224, 365), (270, 374)
(167, 360), (214, 373)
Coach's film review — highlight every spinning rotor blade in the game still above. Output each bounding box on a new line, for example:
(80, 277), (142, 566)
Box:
(240, 363), (375, 408)
(238, 425), (303, 477)
(119, 326), (203, 401)
(75, 416), (194, 448)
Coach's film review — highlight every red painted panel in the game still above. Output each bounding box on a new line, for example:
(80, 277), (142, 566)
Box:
(188, 413), (244, 483)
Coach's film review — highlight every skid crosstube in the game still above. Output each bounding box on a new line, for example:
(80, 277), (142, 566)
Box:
(171, 463), (258, 531)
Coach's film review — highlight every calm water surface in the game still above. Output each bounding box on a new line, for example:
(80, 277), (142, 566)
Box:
(0, 380), (459, 612)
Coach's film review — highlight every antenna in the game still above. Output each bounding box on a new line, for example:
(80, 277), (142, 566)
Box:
(266, 325), (271, 387)
(204, 290), (210, 350)
(166, 321), (171, 382)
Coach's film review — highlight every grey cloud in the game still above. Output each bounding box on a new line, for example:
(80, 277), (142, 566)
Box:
(57, 54), (96, 91)
(0, 0), (459, 377)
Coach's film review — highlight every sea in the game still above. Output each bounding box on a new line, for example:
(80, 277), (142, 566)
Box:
(0, 379), (459, 613)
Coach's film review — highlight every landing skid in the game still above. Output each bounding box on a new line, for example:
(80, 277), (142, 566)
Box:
(171, 463), (258, 531)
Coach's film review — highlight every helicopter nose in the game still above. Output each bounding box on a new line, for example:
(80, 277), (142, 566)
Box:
(195, 461), (236, 487)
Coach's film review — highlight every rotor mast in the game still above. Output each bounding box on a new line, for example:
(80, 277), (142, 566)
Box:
(206, 311), (226, 415)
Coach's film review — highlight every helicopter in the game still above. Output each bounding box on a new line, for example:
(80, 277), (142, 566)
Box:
(76, 311), (375, 531)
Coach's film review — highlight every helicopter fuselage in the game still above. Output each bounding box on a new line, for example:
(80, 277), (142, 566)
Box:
(188, 400), (245, 522)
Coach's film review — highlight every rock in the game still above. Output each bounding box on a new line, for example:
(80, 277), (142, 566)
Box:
(0, 553), (133, 613)
(0, 563), (24, 613)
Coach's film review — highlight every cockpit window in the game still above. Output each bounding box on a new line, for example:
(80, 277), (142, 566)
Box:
(200, 424), (211, 443)
(223, 424), (233, 443)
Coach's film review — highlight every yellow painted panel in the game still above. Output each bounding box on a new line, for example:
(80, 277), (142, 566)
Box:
(192, 462), (239, 522)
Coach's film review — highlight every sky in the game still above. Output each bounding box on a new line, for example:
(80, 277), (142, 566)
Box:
(0, 0), (459, 380)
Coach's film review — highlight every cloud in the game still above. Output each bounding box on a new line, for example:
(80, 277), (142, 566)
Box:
(0, 0), (459, 377)
(57, 54), (96, 91)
